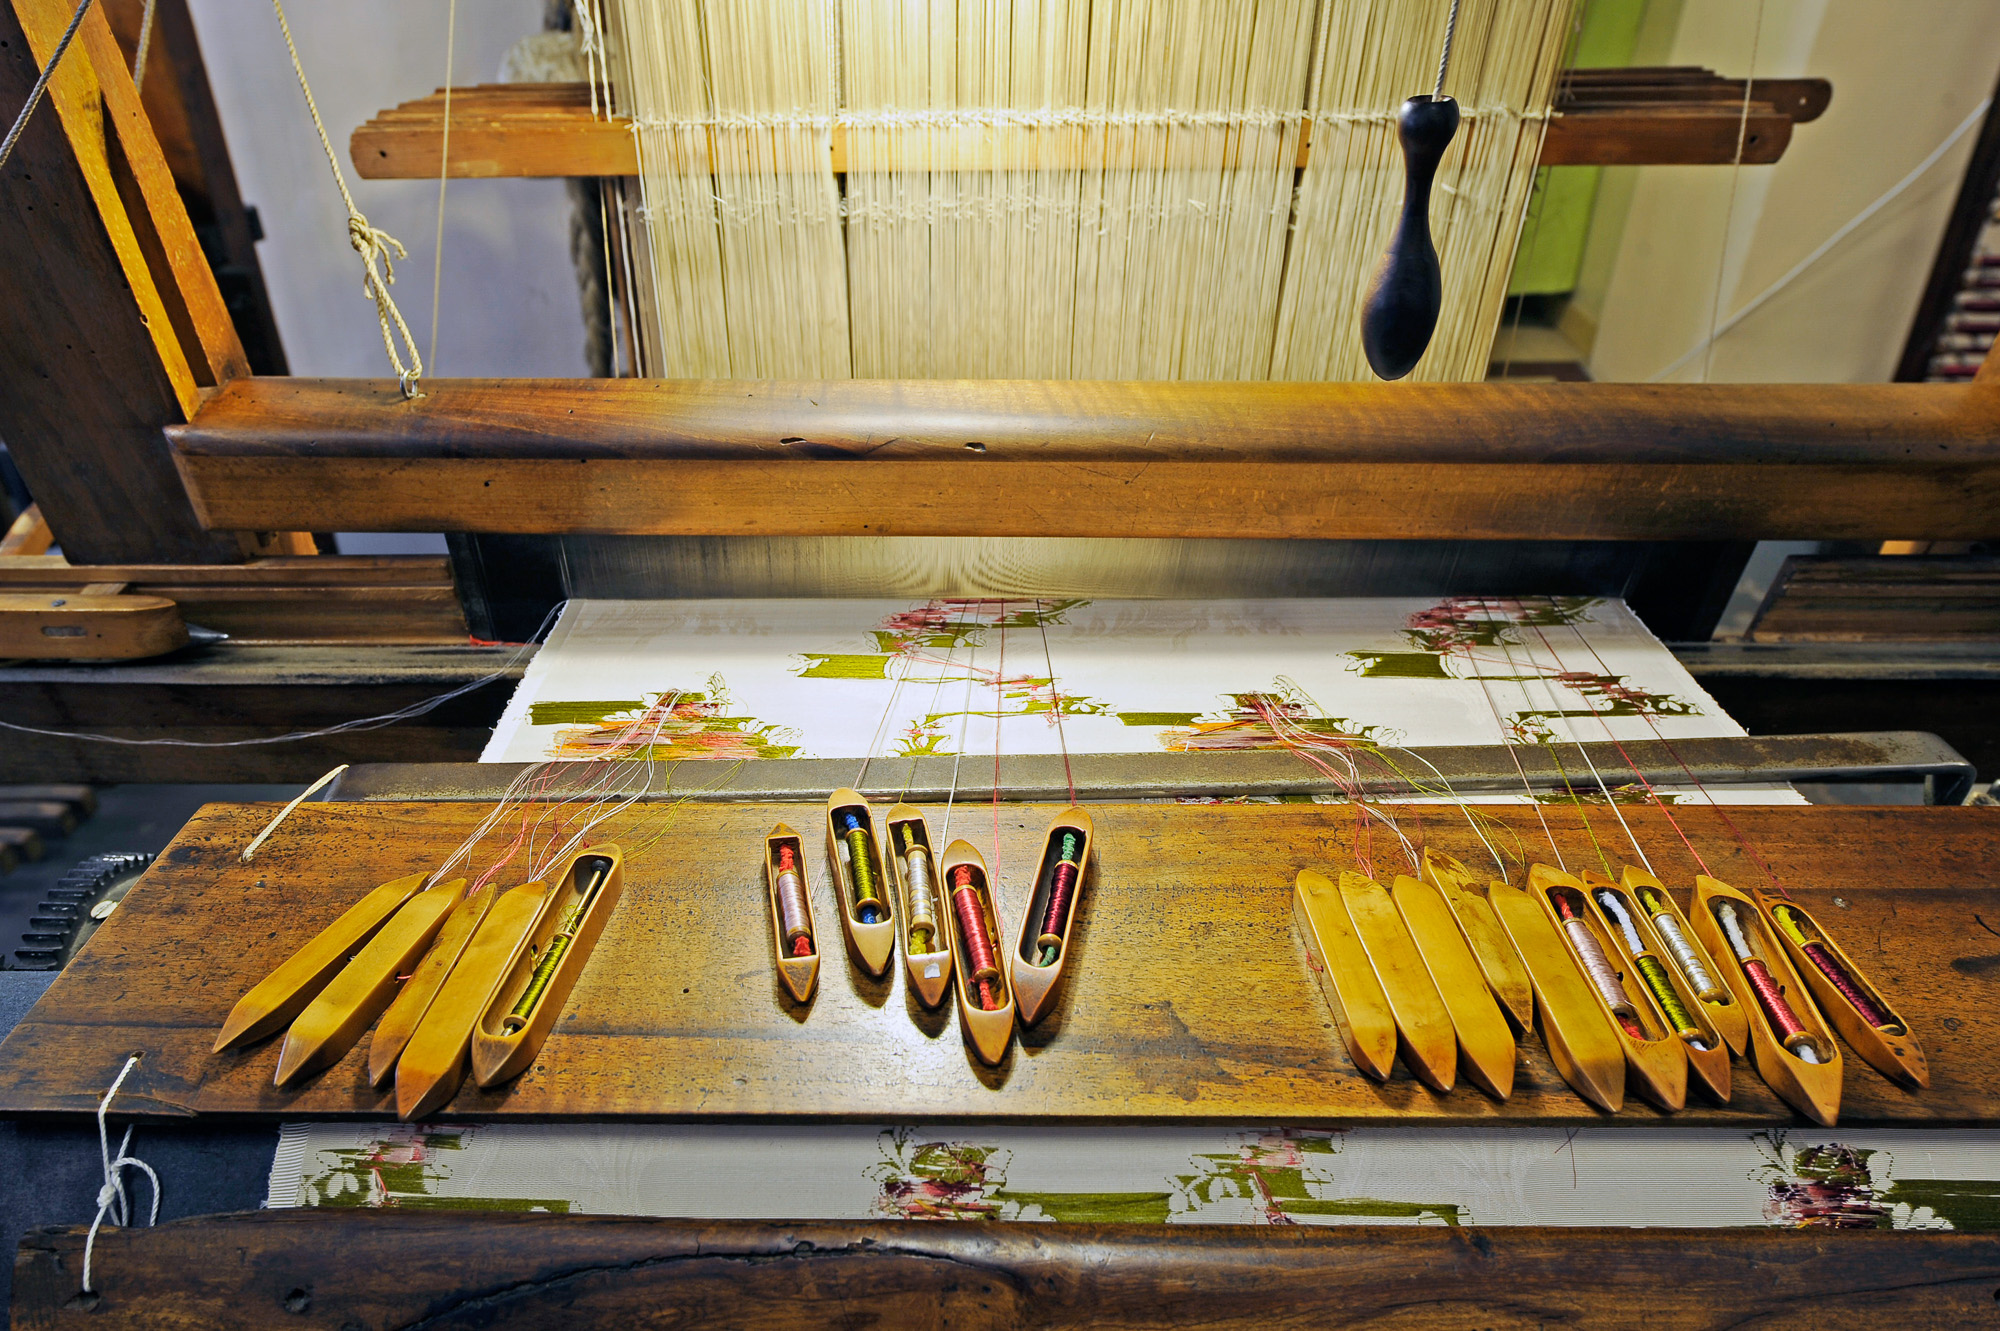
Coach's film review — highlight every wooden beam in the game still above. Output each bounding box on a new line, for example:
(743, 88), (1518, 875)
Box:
(16, 1213), (2000, 1329)
(0, 0), (243, 562)
(350, 69), (1825, 180)
(0, 505), (53, 556)
(168, 377), (2000, 541)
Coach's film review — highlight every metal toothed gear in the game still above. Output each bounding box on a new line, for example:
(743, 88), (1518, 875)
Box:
(10, 852), (154, 971)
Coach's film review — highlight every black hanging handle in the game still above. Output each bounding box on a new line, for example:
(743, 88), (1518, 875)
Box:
(1360, 95), (1461, 381)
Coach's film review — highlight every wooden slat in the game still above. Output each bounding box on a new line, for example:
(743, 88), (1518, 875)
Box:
(0, 802), (1992, 1124)
(0, 643), (518, 782)
(16, 1213), (2000, 1330)
(349, 69), (1828, 180)
(0, 506), (52, 557)
(0, 555), (452, 588)
(1748, 556), (2000, 642)
(166, 378), (2000, 541)
(0, 0), (240, 563)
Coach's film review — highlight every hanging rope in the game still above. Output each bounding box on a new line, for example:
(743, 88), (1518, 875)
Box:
(81, 1054), (160, 1297)
(130, 0), (157, 94)
(269, 0), (423, 398)
(0, 0), (95, 175)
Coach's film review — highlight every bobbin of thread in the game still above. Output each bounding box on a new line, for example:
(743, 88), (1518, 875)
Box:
(1772, 904), (1899, 1032)
(938, 838), (1014, 1065)
(824, 791), (895, 978)
(1642, 889), (1726, 1003)
(763, 824), (820, 1004)
(1714, 900), (1826, 1064)
(1552, 889), (1642, 1038)
(1595, 889), (1702, 1044)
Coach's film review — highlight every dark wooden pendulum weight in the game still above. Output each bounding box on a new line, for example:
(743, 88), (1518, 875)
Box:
(1360, 94), (1461, 381)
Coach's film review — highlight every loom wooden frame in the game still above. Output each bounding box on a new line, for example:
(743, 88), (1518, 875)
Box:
(5, 0), (1999, 559)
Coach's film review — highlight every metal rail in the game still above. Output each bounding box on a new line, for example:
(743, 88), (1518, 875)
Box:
(327, 731), (1975, 807)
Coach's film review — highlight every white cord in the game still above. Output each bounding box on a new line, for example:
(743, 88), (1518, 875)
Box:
(240, 763), (349, 862)
(130, 0), (157, 95)
(81, 1055), (159, 1297)
(1652, 95), (1994, 382)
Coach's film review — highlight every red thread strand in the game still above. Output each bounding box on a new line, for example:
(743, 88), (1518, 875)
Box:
(1743, 958), (1807, 1041)
(1802, 941), (1891, 1027)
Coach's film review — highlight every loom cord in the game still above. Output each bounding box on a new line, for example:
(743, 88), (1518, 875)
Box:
(0, 0), (95, 175)
(268, 0), (424, 397)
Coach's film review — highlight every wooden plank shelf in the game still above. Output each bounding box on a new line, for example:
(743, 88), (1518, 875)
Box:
(167, 377), (2000, 542)
(0, 801), (1992, 1125)
(349, 68), (1829, 180)
(16, 1213), (2000, 1329)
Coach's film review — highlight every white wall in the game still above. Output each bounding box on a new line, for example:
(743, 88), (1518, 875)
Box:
(1584, 1), (2000, 383)
(187, 0), (589, 379)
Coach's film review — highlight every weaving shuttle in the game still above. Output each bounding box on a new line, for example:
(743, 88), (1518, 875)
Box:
(1422, 849), (1534, 1030)
(1529, 865), (1687, 1112)
(764, 823), (820, 1005)
(824, 790), (895, 978)
(368, 889), (494, 1088)
(1488, 879), (1625, 1113)
(1008, 807), (1093, 1027)
(884, 803), (951, 1008)
(1692, 875), (1843, 1127)
(1338, 871), (1455, 1093)
(274, 878), (466, 1087)
(1622, 866), (1748, 1056)
(1391, 873), (1516, 1100)
(396, 880), (552, 1120)
(938, 840), (1014, 1066)
(1292, 869), (1397, 1083)
(1755, 890), (1927, 1090)
(1583, 871), (1729, 1105)
(214, 871), (430, 1053)
(472, 847), (625, 1089)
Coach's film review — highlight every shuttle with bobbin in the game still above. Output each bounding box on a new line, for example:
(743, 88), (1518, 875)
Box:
(1756, 889), (1928, 1089)
(884, 803), (952, 1007)
(1008, 806), (1093, 1026)
(1488, 878), (1626, 1113)
(1692, 875), (1843, 1127)
(763, 823), (821, 1004)
(1622, 866), (1748, 1057)
(938, 839), (1015, 1065)
(396, 879), (553, 1120)
(472, 847), (625, 1089)
(1581, 870), (1729, 1104)
(824, 789), (895, 977)
(1528, 865), (1688, 1112)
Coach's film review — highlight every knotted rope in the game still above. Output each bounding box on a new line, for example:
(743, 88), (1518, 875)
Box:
(81, 1054), (160, 1297)
(270, 0), (423, 398)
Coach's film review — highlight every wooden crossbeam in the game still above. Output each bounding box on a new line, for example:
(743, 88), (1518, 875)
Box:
(349, 69), (1828, 180)
(16, 1213), (2000, 1329)
(167, 377), (2000, 542)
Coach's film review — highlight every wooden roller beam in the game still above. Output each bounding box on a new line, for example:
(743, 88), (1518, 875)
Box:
(350, 68), (1827, 180)
(168, 377), (2000, 542)
(16, 1212), (2000, 1329)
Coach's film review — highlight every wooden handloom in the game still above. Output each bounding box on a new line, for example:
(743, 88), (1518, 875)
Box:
(4, 0), (2000, 1324)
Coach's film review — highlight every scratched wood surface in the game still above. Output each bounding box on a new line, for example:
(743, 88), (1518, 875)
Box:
(17, 1213), (2000, 1330)
(0, 801), (1994, 1124)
